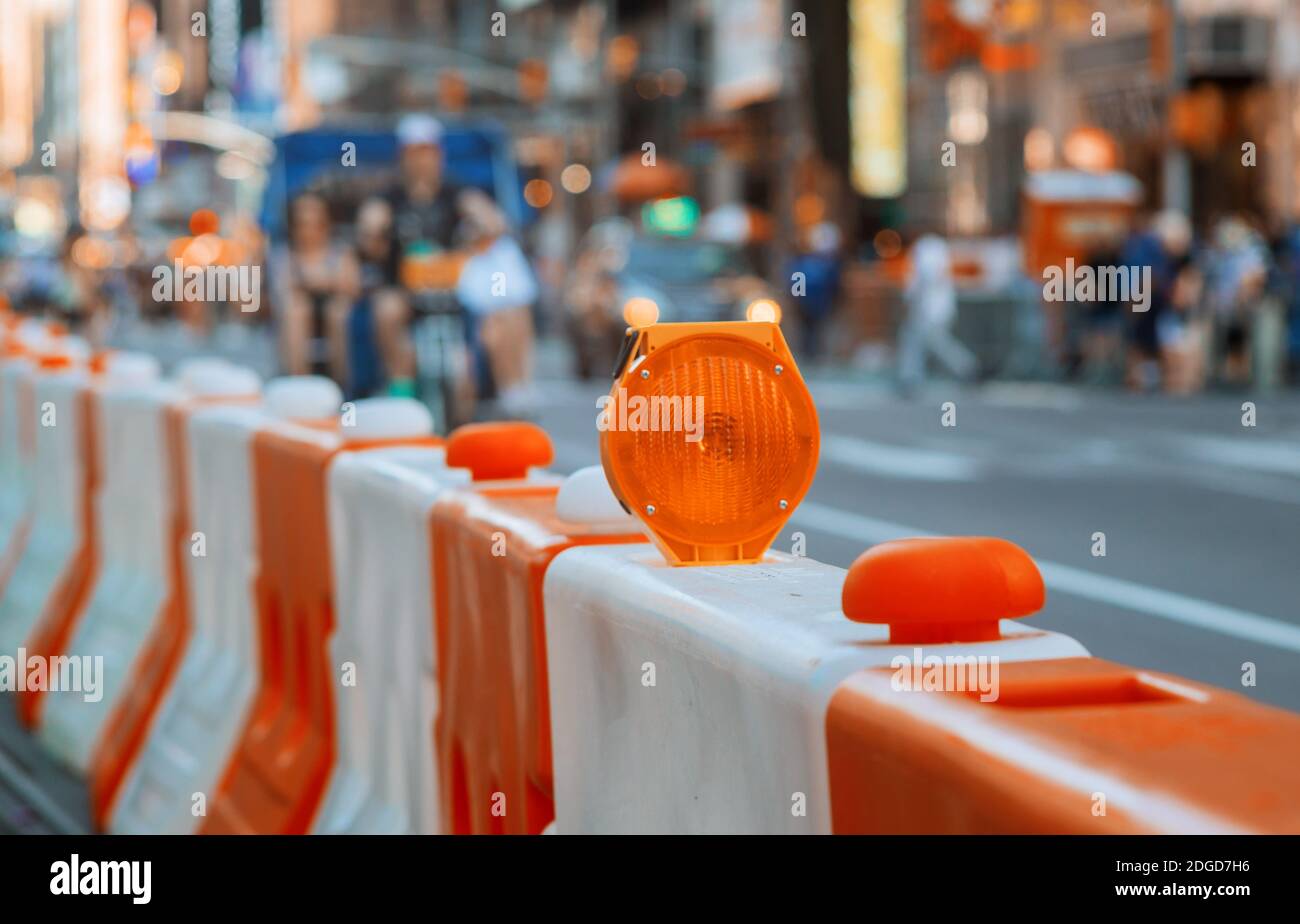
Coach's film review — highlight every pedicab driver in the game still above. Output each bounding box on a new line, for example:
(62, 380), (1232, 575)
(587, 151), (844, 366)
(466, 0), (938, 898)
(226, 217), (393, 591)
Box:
(368, 113), (508, 398)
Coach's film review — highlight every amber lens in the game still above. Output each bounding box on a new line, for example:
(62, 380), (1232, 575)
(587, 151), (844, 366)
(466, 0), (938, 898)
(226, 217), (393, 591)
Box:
(604, 333), (817, 549)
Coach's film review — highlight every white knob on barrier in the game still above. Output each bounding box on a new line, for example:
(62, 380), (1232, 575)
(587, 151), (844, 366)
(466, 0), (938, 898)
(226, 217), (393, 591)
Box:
(264, 375), (342, 421)
(100, 352), (161, 387)
(341, 397), (433, 442)
(183, 364), (261, 398)
(556, 465), (636, 528)
(173, 356), (234, 388)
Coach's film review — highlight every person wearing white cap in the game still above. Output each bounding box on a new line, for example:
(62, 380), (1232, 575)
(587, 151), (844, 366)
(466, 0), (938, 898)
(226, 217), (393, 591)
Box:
(364, 113), (509, 404)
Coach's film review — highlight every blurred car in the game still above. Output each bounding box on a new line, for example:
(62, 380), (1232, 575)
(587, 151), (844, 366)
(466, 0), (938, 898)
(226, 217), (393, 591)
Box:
(564, 218), (774, 378)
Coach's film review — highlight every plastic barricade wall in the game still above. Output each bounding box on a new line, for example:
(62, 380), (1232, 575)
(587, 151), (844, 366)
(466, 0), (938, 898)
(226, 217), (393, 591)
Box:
(38, 383), (181, 770)
(86, 397), (234, 827)
(200, 423), (342, 834)
(14, 377), (100, 727)
(0, 370), (94, 663)
(430, 486), (645, 834)
(200, 414), (436, 835)
(107, 406), (267, 833)
(542, 545), (1088, 833)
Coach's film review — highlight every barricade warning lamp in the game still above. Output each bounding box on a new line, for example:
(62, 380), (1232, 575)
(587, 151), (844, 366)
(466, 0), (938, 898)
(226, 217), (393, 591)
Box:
(600, 300), (819, 566)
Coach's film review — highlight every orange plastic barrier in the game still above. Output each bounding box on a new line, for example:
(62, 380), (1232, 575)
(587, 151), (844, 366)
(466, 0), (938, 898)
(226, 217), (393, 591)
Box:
(431, 461), (643, 834)
(201, 404), (437, 834)
(825, 538), (1300, 834)
(826, 657), (1300, 834)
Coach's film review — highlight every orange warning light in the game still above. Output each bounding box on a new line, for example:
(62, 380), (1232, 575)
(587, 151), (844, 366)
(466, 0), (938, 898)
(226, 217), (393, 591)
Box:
(600, 319), (819, 566)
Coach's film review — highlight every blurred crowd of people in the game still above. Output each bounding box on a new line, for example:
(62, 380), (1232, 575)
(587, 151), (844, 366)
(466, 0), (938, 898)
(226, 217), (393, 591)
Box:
(2, 113), (539, 429)
(1068, 211), (1297, 394)
(7, 121), (1300, 407)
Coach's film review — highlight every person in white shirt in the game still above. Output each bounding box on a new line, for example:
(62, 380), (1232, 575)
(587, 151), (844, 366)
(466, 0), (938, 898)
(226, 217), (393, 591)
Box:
(898, 231), (977, 391)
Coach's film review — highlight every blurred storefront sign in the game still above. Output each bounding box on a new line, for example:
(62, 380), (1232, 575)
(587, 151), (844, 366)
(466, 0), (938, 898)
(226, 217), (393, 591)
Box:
(641, 196), (700, 237)
(79, 0), (130, 231)
(850, 0), (906, 198)
(710, 0), (783, 111)
(0, 1), (34, 169)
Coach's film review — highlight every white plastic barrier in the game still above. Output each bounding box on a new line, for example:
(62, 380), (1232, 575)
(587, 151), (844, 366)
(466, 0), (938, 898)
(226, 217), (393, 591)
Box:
(0, 366), (90, 656)
(543, 546), (1089, 834)
(110, 376), (340, 834)
(39, 365), (260, 772)
(313, 444), (461, 834)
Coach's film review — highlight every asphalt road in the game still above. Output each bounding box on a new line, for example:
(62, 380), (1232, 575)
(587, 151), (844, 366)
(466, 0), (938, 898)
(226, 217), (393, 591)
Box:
(536, 373), (1300, 713)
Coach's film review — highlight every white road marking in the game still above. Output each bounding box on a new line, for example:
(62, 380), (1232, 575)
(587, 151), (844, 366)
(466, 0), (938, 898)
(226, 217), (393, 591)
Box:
(821, 434), (981, 482)
(1179, 435), (1300, 479)
(979, 382), (1085, 411)
(791, 500), (1300, 655)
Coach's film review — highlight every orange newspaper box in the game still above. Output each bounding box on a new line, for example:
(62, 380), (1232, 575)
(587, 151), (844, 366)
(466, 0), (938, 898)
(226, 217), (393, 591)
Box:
(201, 400), (437, 834)
(1021, 170), (1142, 279)
(825, 538), (1300, 834)
(431, 427), (646, 834)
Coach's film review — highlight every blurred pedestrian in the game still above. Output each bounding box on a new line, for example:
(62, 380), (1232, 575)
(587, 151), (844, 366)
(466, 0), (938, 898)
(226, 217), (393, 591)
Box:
(1271, 222), (1300, 383)
(787, 221), (842, 361)
(272, 191), (359, 382)
(347, 197), (397, 397)
(1203, 215), (1268, 387)
(897, 229), (976, 392)
(1076, 236), (1126, 384)
(1118, 213), (1171, 392)
(1151, 211), (1205, 395)
(365, 113), (512, 407)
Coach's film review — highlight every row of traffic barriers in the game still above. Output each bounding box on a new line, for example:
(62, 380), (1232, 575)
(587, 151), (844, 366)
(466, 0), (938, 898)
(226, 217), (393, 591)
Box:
(0, 309), (1297, 834)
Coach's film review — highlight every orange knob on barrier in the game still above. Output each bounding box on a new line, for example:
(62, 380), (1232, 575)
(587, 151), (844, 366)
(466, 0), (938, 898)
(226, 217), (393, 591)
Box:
(37, 352), (74, 371)
(446, 421), (553, 481)
(842, 537), (1044, 644)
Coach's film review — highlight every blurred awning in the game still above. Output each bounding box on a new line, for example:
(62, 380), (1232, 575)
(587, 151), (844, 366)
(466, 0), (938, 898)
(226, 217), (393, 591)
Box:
(1023, 170), (1142, 204)
(1177, 0), (1280, 16)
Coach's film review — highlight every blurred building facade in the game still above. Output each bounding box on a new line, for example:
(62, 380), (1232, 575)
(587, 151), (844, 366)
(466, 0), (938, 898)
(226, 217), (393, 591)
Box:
(900, 0), (1300, 236)
(7, 1), (1300, 262)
